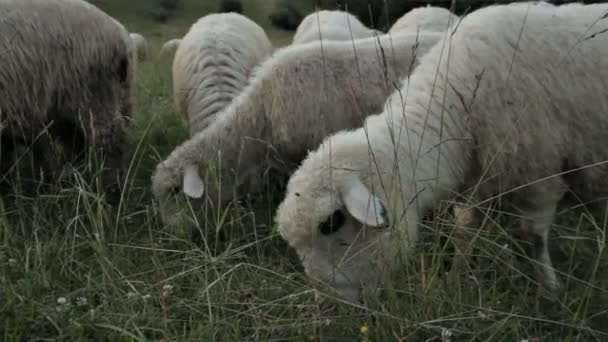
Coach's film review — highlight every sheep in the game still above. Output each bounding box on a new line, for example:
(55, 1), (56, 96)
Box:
(292, 10), (378, 45)
(274, 1), (608, 302)
(172, 13), (274, 135)
(389, 5), (459, 33)
(152, 31), (444, 232)
(0, 0), (135, 197)
(159, 38), (181, 58)
(129, 32), (148, 61)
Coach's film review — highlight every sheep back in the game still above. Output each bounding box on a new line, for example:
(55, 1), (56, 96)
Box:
(260, 31), (444, 160)
(130, 32), (148, 61)
(389, 5), (458, 33)
(292, 10), (376, 44)
(172, 13), (273, 135)
(159, 38), (181, 58)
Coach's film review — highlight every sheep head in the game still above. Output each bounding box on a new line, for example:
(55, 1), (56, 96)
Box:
(274, 137), (415, 303)
(151, 144), (246, 237)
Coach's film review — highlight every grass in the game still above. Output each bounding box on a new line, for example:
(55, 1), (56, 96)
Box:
(1, 0), (607, 341)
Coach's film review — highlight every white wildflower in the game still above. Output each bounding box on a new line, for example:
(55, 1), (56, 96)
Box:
(126, 291), (138, 300)
(441, 328), (453, 342)
(76, 296), (87, 307)
(477, 310), (489, 320)
(8, 258), (16, 267)
(162, 284), (174, 296)
(55, 297), (71, 312)
(142, 294), (152, 301)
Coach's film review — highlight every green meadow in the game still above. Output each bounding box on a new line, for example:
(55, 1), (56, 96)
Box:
(1, 0), (606, 340)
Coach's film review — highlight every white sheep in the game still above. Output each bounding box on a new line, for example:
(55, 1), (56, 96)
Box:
(292, 10), (378, 44)
(173, 13), (273, 135)
(152, 31), (444, 231)
(0, 0), (135, 198)
(389, 5), (458, 33)
(159, 38), (181, 58)
(274, 1), (608, 302)
(129, 32), (148, 61)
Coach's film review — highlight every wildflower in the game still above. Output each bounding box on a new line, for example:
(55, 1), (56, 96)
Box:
(441, 328), (453, 342)
(56, 297), (71, 312)
(8, 258), (16, 267)
(162, 284), (174, 298)
(360, 325), (369, 334)
(142, 294), (152, 301)
(126, 291), (138, 300)
(76, 296), (87, 307)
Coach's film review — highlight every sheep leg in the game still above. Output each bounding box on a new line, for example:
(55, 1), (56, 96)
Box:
(31, 130), (63, 184)
(83, 112), (129, 202)
(521, 198), (561, 290)
(448, 203), (482, 280)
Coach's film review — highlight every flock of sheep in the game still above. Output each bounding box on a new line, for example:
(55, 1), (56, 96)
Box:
(2, 0), (607, 304)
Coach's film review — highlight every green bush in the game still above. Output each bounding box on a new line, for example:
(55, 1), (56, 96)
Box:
(219, 0), (243, 13)
(272, 0), (601, 32)
(151, 0), (180, 22)
(269, 0), (304, 30)
(159, 0), (179, 12)
(316, 0), (586, 32)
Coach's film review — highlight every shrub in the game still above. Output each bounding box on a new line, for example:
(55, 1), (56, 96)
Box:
(151, 0), (180, 23)
(316, 0), (591, 31)
(269, 0), (304, 30)
(159, 0), (179, 12)
(220, 0), (243, 14)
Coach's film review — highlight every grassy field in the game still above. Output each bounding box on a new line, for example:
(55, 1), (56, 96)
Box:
(1, 0), (607, 341)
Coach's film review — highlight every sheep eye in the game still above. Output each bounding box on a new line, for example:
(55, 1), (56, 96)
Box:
(319, 210), (346, 235)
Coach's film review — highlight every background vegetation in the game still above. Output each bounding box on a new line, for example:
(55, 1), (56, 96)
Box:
(1, 0), (607, 340)
(269, 0), (605, 31)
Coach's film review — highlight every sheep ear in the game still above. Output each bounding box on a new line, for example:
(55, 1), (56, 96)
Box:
(341, 177), (388, 228)
(182, 164), (205, 199)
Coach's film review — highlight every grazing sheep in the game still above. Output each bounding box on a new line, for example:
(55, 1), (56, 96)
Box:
(389, 5), (458, 33)
(160, 38), (181, 58)
(152, 31), (443, 231)
(292, 10), (377, 44)
(129, 32), (148, 61)
(0, 0), (135, 196)
(173, 13), (273, 135)
(274, 1), (608, 302)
